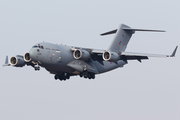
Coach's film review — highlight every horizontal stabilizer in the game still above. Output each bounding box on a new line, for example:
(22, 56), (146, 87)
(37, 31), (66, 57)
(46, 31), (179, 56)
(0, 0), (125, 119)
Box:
(100, 29), (117, 36)
(100, 28), (165, 36)
(123, 28), (166, 32)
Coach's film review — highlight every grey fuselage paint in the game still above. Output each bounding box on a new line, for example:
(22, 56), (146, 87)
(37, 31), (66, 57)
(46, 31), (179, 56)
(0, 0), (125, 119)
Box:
(29, 42), (127, 75)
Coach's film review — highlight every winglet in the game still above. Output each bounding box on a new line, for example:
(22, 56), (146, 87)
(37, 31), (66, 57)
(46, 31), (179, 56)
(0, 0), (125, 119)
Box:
(3, 56), (10, 67)
(169, 46), (178, 57)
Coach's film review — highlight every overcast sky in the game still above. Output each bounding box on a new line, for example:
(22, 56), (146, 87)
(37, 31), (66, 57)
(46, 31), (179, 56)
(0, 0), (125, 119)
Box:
(0, 0), (180, 120)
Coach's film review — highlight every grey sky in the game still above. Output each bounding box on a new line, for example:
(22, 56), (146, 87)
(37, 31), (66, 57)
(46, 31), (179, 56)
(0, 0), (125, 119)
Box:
(0, 0), (180, 120)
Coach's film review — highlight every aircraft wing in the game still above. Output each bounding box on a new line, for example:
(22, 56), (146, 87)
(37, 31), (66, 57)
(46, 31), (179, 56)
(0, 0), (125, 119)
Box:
(121, 46), (178, 62)
(121, 52), (168, 58)
(70, 46), (178, 64)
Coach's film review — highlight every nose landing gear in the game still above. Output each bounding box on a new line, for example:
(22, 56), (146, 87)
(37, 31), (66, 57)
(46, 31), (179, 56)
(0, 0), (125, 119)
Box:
(34, 66), (40, 71)
(31, 62), (40, 71)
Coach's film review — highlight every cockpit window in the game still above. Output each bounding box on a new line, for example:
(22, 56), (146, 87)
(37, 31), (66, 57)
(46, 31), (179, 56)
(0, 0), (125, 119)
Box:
(40, 46), (44, 49)
(32, 45), (44, 49)
(32, 46), (38, 48)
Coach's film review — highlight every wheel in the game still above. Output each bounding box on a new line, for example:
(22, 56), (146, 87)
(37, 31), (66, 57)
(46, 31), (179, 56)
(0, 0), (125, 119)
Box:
(37, 67), (40, 70)
(63, 76), (66, 80)
(80, 73), (83, 77)
(84, 75), (87, 78)
(83, 71), (88, 78)
(91, 73), (95, 79)
(88, 74), (91, 79)
(66, 75), (70, 79)
(92, 75), (95, 79)
(54, 75), (58, 80)
(34, 67), (40, 71)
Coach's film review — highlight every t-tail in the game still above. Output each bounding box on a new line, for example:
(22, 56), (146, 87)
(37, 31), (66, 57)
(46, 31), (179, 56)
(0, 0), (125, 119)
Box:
(101, 24), (165, 52)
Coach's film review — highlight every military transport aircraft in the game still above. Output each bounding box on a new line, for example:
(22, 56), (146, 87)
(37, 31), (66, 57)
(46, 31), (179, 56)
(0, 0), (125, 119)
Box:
(3, 24), (178, 80)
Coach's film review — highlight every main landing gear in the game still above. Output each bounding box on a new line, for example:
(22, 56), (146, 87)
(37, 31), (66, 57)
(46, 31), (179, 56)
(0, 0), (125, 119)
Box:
(80, 71), (95, 79)
(54, 73), (70, 81)
(54, 72), (95, 81)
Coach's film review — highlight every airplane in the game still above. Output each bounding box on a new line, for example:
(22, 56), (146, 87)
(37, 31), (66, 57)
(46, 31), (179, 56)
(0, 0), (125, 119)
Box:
(3, 24), (178, 81)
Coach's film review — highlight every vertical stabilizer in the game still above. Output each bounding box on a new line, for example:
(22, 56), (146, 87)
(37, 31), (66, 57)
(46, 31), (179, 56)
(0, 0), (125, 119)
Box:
(108, 24), (133, 52)
(100, 24), (166, 52)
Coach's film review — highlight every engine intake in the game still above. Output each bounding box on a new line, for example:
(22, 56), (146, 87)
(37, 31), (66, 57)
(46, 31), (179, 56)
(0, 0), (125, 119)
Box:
(103, 51), (120, 62)
(73, 49), (90, 61)
(10, 56), (26, 67)
(24, 52), (31, 62)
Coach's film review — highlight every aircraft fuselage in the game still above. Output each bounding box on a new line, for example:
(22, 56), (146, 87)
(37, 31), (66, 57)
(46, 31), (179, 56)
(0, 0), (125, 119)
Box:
(29, 42), (126, 76)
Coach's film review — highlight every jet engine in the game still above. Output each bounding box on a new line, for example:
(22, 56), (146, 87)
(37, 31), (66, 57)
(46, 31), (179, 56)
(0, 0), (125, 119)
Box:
(10, 56), (26, 67)
(24, 52), (31, 62)
(73, 49), (90, 61)
(102, 51), (120, 62)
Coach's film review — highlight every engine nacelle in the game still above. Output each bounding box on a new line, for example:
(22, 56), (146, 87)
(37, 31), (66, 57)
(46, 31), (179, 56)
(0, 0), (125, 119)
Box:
(24, 52), (31, 62)
(73, 49), (90, 61)
(103, 51), (120, 62)
(10, 56), (26, 67)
